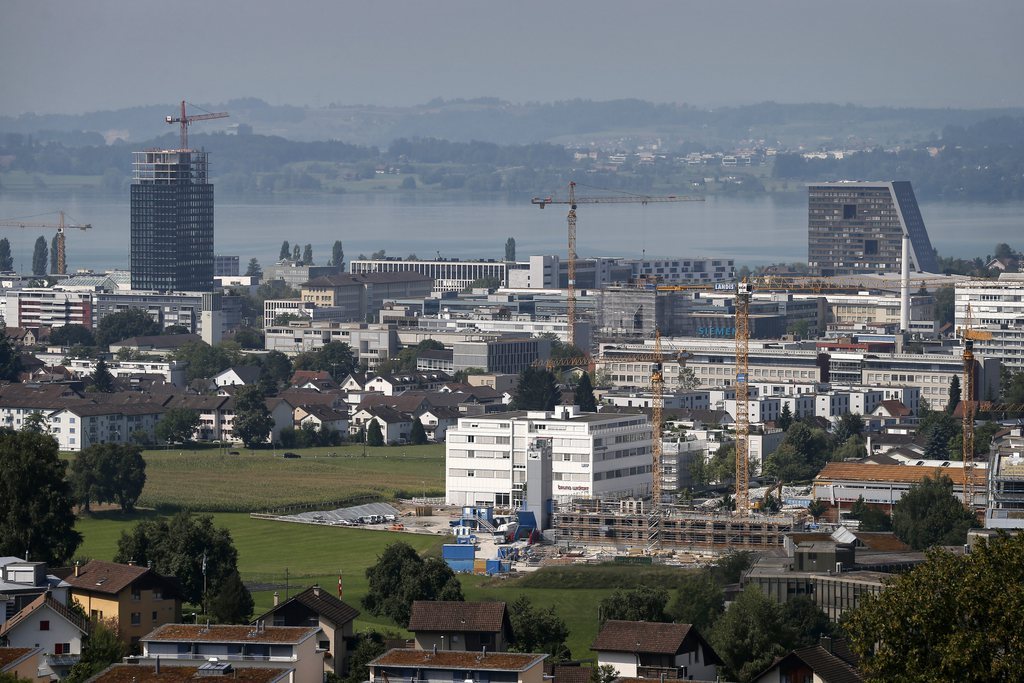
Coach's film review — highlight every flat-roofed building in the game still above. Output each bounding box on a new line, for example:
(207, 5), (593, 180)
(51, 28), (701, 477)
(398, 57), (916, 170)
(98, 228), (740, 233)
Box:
(445, 406), (652, 508)
(955, 275), (1024, 373)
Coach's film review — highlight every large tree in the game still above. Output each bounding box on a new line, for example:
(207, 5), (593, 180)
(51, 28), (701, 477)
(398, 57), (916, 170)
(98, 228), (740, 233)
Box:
(0, 335), (23, 382)
(409, 419), (428, 445)
(209, 570), (254, 624)
(31, 235), (48, 276)
(90, 358), (115, 392)
(846, 533), (1024, 682)
(599, 586), (669, 624)
(279, 240), (291, 261)
(507, 594), (571, 661)
(302, 243), (313, 265)
(155, 407), (201, 444)
(293, 341), (357, 381)
(709, 585), (788, 682)
(366, 419), (384, 447)
(668, 571), (724, 631)
(114, 511), (239, 605)
(63, 619), (127, 683)
(0, 430), (82, 563)
(245, 258), (262, 278)
(946, 374), (961, 414)
(331, 240), (344, 270)
(575, 372), (597, 412)
(891, 474), (976, 549)
(95, 309), (162, 347)
(362, 542), (463, 627)
(511, 367), (561, 411)
(231, 385), (274, 448)
(50, 233), (59, 274)
(49, 324), (95, 347)
(0, 237), (12, 271)
(69, 443), (146, 513)
(504, 237), (516, 261)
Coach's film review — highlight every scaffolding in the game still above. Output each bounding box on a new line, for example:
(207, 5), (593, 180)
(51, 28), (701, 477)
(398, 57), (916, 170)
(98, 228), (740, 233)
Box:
(133, 149), (209, 184)
(552, 499), (804, 551)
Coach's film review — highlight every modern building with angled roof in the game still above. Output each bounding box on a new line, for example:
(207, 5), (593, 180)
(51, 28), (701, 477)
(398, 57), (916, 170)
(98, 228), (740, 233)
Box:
(807, 181), (939, 277)
(253, 585), (359, 675)
(591, 620), (721, 681)
(407, 600), (512, 652)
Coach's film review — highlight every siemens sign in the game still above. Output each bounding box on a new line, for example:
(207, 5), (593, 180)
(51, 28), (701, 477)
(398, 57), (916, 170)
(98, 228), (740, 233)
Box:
(697, 326), (735, 337)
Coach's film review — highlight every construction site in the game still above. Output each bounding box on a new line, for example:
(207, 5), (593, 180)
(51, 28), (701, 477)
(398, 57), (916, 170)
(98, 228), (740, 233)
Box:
(551, 498), (806, 552)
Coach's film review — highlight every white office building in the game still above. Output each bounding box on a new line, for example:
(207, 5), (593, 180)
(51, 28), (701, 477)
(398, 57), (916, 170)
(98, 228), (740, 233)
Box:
(956, 275), (1024, 373)
(445, 406), (653, 508)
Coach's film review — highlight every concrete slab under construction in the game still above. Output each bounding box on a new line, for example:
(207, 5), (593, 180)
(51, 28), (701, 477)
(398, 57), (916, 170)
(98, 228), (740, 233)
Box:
(552, 499), (806, 551)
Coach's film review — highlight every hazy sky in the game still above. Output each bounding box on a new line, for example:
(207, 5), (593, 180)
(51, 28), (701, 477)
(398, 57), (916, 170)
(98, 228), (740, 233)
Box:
(2, 0), (1022, 116)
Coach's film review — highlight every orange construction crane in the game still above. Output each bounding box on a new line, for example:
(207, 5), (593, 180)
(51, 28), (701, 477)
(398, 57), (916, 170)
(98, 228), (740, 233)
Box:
(652, 271), (952, 515)
(959, 303), (993, 508)
(166, 100), (229, 150)
(0, 211), (92, 275)
(532, 182), (702, 348)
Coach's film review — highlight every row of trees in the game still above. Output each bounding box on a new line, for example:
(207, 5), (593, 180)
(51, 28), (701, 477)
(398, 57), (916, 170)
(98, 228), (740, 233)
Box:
(278, 239), (345, 267)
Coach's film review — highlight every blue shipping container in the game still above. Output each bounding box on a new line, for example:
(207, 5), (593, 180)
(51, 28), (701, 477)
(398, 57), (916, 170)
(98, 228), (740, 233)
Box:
(485, 559), (502, 575)
(442, 544), (475, 560)
(445, 559), (474, 573)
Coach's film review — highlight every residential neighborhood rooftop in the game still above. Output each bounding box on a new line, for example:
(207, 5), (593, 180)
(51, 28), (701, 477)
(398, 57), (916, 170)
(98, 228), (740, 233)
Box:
(142, 624), (319, 644)
(370, 648), (546, 672)
(407, 600), (507, 633)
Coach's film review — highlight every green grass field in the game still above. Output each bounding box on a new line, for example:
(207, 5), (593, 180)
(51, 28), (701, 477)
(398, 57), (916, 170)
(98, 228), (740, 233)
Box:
(113, 444), (446, 512)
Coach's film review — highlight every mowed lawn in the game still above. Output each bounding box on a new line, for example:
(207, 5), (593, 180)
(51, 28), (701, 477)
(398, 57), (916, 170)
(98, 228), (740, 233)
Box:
(75, 512), (623, 660)
(125, 444), (446, 512)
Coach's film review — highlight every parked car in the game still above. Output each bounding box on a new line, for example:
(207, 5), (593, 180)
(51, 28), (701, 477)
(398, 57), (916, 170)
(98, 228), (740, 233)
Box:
(282, 452), (301, 459)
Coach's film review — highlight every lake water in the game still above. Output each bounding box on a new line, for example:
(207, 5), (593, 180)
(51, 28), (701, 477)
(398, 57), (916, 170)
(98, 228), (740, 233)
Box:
(0, 191), (1020, 273)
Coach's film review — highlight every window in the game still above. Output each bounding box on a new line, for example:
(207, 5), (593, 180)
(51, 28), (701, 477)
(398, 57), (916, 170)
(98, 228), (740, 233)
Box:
(131, 612), (141, 625)
(843, 204), (857, 220)
(40, 620), (50, 631)
(54, 643), (70, 655)
(152, 611), (158, 621)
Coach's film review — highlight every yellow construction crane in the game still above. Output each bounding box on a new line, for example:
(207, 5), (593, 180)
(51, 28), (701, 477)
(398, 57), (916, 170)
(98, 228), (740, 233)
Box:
(532, 182), (702, 348)
(166, 100), (229, 150)
(959, 303), (993, 508)
(654, 272), (951, 515)
(0, 211), (92, 275)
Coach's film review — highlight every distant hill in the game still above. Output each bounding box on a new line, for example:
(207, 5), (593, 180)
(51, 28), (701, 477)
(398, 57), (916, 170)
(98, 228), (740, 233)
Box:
(3, 98), (1022, 149)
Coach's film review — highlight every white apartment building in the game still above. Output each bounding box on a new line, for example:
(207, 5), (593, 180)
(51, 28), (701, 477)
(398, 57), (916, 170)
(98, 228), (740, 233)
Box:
(65, 359), (187, 387)
(350, 258), (509, 294)
(956, 275), (1024, 372)
(263, 299), (348, 328)
(445, 407), (653, 507)
(599, 338), (996, 409)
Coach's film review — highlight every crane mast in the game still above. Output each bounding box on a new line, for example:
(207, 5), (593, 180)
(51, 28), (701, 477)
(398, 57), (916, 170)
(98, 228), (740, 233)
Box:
(532, 182), (702, 348)
(166, 100), (229, 151)
(0, 210), (92, 275)
(734, 280), (751, 516)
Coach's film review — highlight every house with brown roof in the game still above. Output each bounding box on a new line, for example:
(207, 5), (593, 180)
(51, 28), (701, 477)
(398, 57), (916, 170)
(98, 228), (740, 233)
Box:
(752, 638), (862, 683)
(0, 646), (45, 681)
(590, 620), (721, 682)
(350, 406), (415, 444)
(0, 592), (89, 677)
(140, 624), (323, 683)
(407, 601), (512, 652)
(290, 370), (333, 387)
(254, 585), (360, 675)
(294, 405), (349, 434)
(369, 649), (546, 683)
(60, 560), (180, 649)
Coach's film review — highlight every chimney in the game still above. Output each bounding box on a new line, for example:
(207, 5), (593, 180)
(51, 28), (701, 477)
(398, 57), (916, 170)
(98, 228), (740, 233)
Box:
(432, 644), (437, 656)
(313, 584), (320, 597)
(74, 561), (81, 578)
(273, 591), (280, 607)
(820, 636), (833, 653)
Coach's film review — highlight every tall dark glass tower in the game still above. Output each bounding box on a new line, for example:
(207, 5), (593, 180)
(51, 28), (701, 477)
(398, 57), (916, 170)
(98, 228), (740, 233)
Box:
(130, 149), (214, 291)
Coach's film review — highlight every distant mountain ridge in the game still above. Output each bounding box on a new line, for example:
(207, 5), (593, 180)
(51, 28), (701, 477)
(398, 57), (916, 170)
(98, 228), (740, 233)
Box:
(3, 98), (1022, 149)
